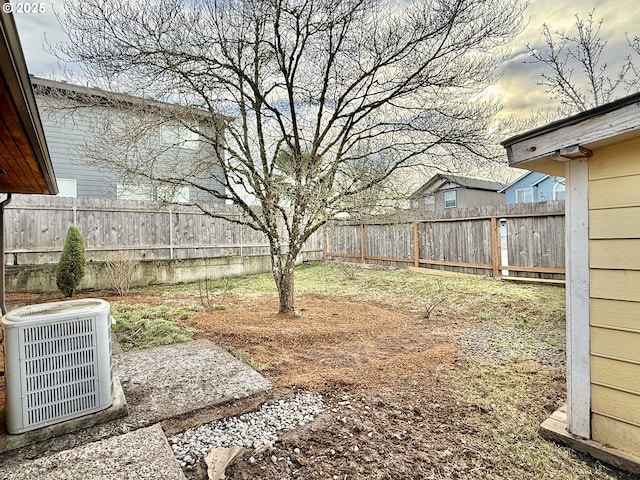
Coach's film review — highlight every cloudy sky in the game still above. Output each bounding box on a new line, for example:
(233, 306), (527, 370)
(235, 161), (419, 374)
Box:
(12, 0), (640, 120)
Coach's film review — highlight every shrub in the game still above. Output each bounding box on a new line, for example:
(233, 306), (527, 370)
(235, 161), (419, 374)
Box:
(56, 225), (86, 297)
(104, 251), (139, 295)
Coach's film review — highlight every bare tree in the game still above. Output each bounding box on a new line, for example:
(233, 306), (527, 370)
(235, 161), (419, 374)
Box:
(627, 34), (640, 87)
(525, 9), (638, 116)
(57, 0), (525, 315)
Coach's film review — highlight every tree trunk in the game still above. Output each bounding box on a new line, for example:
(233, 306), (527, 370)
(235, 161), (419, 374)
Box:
(271, 249), (296, 315)
(275, 266), (295, 315)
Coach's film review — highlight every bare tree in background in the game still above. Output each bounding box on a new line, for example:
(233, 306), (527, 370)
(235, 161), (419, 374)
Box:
(628, 35), (640, 83)
(525, 9), (639, 117)
(57, 0), (525, 315)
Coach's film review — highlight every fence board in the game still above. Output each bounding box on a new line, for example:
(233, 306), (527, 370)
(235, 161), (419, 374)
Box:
(506, 210), (565, 279)
(366, 224), (413, 262)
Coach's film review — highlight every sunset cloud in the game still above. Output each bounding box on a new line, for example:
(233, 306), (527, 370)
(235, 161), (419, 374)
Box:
(497, 0), (640, 118)
(13, 0), (640, 120)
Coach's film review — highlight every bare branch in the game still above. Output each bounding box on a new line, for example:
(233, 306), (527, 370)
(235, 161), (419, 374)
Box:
(525, 9), (638, 116)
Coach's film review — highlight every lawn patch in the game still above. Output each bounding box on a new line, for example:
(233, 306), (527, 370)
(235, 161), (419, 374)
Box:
(111, 303), (196, 351)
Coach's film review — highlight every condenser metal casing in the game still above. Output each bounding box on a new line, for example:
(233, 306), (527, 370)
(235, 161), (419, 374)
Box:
(2, 299), (113, 434)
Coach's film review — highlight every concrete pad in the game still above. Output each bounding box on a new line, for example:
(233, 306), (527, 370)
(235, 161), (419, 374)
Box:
(0, 377), (128, 454)
(540, 404), (640, 475)
(0, 424), (185, 480)
(0, 339), (272, 475)
(113, 339), (272, 428)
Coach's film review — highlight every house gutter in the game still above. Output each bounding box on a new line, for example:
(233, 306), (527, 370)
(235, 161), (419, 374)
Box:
(0, 193), (11, 315)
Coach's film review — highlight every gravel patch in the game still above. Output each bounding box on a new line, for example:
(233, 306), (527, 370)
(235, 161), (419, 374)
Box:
(462, 324), (565, 367)
(168, 391), (325, 470)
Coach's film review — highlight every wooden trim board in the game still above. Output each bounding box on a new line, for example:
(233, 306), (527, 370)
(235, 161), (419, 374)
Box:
(565, 159), (591, 438)
(539, 404), (640, 475)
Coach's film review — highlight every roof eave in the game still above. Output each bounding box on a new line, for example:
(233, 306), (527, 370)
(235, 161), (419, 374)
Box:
(530, 174), (551, 187)
(0, 10), (57, 194)
(32, 76), (235, 125)
(502, 92), (640, 175)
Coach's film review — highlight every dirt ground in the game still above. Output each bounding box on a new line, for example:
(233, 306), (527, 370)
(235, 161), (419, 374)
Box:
(4, 274), (635, 479)
(154, 287), (632, 479)
(190, 293), (467, 479)
(188, 293), (459, 391)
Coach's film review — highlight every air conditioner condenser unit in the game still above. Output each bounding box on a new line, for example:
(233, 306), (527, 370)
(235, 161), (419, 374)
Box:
(2, 298), (113, 434)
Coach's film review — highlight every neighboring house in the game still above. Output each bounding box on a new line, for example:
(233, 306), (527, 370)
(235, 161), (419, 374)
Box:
(409, 174), (505, 211)
(503, 92), (640, 473)
(31, 76), (226, 203)
(499, 171), (565, 204)
(0, 12), (57, 313)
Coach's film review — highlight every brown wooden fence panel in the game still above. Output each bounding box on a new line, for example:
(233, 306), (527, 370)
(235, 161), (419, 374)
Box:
(5, 194), (321, 265)
(364, 223), (414, 265)
(326, 202), (566, 280)
(419, 218), (493, 276)
(325, 223), (362, 260)
(505, 209), (565, 279)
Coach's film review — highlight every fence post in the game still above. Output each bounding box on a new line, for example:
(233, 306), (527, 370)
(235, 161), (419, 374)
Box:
(72, 197), (78, 227)
(168, 209), (174, 260)
(322, 225), (328, 260)
(413, 222), (420, 267)
(0, 194), (11, 315)
(491, 216), (499, 278)
(360, 224), (366, 263)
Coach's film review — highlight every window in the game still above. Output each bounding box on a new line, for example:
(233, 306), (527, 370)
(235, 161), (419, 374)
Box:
(158, 185), (190, 204)
(117, 183), (154, 201)
(117, 183), (190, 203)
(424, 195), (435, 211)
(444, 190), (457, 208)
(553, 179), (565, 200)
(56, 178), (77, 197)
(515, 187), (533, 203)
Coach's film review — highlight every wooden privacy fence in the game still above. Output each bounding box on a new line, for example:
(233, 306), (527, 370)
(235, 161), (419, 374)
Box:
(5, 195), (322, 266)
(325, 202), (566, 279)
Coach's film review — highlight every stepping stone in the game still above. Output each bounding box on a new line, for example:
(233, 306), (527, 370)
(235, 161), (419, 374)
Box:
(113, 339), (272, 427)
(0, 424), (185, 479)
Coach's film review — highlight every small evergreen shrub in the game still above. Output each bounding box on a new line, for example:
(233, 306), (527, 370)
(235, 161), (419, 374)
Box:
(56, 225), (86, 297)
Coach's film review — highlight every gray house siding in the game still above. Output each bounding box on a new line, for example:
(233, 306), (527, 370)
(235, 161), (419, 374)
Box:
(34, 80), (225, 203)
(433, 185), (466, 210)
(465, 188), (505, 208)
(37, 104), (118, 198)
(433, 187), (504, 210)
(412, 175), (506, 212)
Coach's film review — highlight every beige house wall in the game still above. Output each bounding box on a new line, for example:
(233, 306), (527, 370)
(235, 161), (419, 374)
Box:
(589, 136), (640, 455)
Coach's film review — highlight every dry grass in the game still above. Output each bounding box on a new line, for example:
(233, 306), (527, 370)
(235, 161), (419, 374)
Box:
(450, 357), (625, 479)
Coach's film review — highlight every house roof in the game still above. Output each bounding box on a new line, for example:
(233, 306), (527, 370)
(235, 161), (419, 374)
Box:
(32, 76), (233, 125)
(498, 171), (553, 193)
(502, 91), (640, 174)
(0, 12), (57, 194)
(409, 174), (506, 199)
(530, 174), (551, 187)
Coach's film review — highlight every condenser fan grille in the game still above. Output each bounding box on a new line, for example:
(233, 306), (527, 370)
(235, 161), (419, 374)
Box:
(21, 317), (99, 427)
